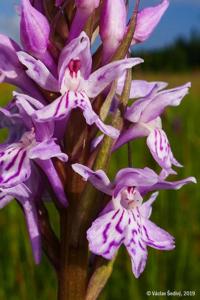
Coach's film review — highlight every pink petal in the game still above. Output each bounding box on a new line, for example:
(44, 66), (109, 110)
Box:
(87, 209), (128, 259)
(142, 219), (175, 250)
(146, 128), (181, 172)
(85, 58), (143, 98)
(17, 51), (59, 92)
(124, 211), (148, 278)
(72, 163), (112, 195)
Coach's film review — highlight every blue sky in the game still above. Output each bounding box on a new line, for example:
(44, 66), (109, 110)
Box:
(0, 0), (199, 49)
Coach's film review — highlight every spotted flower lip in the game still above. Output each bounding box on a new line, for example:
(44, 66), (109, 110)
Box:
(72, 164), (196, 277)
(17, 32), (143, 139)
(114, 82), (191, 174)
(72, 164), (197, 278)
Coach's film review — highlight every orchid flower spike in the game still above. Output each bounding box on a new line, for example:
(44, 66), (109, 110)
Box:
(17, 32), (143, 139)
(100, 0), (127, 63)
(72, 164), (196, 277)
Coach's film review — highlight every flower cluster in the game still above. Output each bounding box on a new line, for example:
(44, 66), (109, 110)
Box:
(0, 0), (196, 284)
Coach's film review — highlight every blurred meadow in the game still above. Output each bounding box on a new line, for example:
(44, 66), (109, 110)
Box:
(0, 68), (200, 300)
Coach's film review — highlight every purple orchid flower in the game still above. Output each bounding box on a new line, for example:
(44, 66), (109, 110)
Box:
(100, 0), (127, 63)
(72, 163), (196, 278)
(132, 0), (169, 45)
(114, 82), (191, 175)
(6, 92), (69, 207)
(17, 32), (143, 139)
(0, 129), (67, 188)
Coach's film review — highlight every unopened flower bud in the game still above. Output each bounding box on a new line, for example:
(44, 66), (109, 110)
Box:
(133, 0), (169, 44)
(100, 0), (127, 63)
(20, 0), (50, 57)
(68, 0), (100, 41)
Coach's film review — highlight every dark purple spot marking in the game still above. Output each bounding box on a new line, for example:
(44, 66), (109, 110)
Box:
(115, 211), (125, 234)
(103, 237), (124, 256)
(138, 240), (146, 251)
(143, 225), (150, 240)
(102, 223), (111, 243)
(146, 241), (167, 249)
(112, 209), (120, 220)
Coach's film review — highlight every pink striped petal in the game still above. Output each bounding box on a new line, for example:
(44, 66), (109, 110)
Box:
(142, 219), (175, 251)
(124, 210), (148, 278)
(20, 198), (42, 264)
(0, 144), (31, 188)
(85, 58), (143, 98)
(34, 91), (119, 138)
(146, 128), (181, 173)
(87, 209), (128, 259)
(29, 139), (68, 161)
(17, 51), (59, 92)
(72, 163), (112, 195)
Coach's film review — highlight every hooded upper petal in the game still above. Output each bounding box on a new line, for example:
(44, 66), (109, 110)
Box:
(58, 32), (92, 86)
(114, 167), (159, 197)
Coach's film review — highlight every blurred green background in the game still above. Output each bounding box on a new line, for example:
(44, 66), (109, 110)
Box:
(0, 69), (199, 300)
